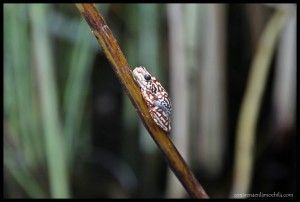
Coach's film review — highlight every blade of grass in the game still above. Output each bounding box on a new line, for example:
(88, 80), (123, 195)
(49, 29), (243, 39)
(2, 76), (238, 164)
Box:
(4, 33), (21, 150)
(4, 5), (47, 197)
(63, 20), (95, 165)
(231, 9), (288, 197)
(4, 4), (39, 167)
(29, 4), (70, 198)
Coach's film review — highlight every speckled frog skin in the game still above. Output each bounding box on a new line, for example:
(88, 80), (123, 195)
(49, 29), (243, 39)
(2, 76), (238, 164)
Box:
(132, 66), (172, 132)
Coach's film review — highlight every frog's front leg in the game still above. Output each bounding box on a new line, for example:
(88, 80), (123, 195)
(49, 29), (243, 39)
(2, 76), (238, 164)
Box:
(141, 89), (155, 108)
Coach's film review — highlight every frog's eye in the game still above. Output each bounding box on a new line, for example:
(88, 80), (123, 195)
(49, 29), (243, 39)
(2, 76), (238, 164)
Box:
(144, 74), (151, 81)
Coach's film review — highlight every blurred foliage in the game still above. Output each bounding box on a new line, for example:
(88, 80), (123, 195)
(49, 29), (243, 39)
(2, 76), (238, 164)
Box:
(3, 3), (296, 198)
(4, 4), (96, 198)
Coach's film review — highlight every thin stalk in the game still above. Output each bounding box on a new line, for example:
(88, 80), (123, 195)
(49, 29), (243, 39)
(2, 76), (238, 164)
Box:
(75, 4), (209, 198)
(231, 9), (287, 197)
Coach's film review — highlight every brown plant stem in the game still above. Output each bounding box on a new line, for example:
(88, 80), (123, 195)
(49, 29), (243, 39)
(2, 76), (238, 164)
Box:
(75, 3), (209, 198)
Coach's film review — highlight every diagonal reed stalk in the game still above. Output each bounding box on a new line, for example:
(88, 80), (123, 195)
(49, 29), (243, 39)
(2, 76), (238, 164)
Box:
(75, 3), (209, 198)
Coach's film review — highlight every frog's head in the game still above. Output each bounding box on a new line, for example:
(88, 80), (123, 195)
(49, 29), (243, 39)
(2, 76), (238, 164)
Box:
(132, 66), (154, 90)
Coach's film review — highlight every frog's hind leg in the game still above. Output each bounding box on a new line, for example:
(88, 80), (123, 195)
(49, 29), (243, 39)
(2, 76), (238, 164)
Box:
(149, 106), (170, 132)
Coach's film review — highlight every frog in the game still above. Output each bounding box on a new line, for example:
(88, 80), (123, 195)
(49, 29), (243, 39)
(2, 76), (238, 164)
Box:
(132, 66), (172, 132)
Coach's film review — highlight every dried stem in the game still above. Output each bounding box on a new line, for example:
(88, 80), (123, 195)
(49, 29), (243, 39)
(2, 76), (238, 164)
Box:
(75, 4), (209, 198)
